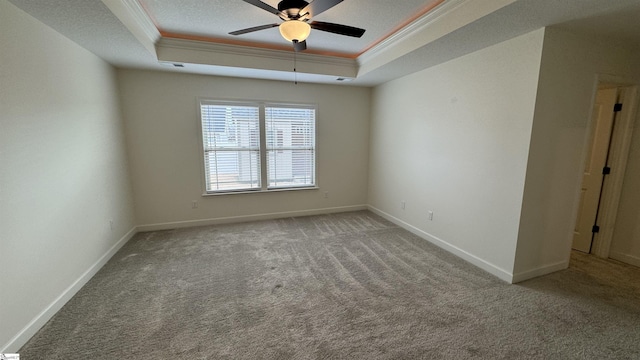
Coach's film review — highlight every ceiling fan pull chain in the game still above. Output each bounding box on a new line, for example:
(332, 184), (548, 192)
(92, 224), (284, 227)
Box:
(294, 48), (298, 85)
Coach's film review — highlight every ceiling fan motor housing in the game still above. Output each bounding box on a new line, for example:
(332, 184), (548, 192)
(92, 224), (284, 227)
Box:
(278, 0), (310, 19)
(230, 0), (366, 50)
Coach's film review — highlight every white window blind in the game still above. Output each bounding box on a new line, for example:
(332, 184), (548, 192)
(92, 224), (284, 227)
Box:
(200, 103), (261, 192)
(199, 100), (316, 194)
(265, 106), (316, 188)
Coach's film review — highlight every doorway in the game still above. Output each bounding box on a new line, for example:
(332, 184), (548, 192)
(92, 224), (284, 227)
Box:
(572, 80), (638, 262)
(572, 87), (618, 253)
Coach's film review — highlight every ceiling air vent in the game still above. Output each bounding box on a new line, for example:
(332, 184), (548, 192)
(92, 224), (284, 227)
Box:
(158, 61), (185, 68)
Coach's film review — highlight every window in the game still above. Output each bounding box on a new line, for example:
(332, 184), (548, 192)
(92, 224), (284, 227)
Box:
(266, 106), (316, 189)
(200, 103), (261, 192)
(199, 100), (316, 193)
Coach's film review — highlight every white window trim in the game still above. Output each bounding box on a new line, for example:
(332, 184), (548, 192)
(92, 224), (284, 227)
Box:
(197, 98), (318, 196)
(201, 185), (320, 197)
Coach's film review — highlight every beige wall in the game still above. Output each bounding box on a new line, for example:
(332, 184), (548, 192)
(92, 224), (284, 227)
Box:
(117, 70), (371, 228)
(368, 30), (545, 281)
(3, 2), (639, 351)
(513, 28), (639, 279)
(0, 0), (136, 352)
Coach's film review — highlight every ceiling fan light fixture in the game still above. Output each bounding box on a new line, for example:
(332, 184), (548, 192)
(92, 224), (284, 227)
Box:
(279, 20), (311, 42)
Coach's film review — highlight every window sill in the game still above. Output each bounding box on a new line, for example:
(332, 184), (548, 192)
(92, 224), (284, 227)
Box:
(202, 186), (319, 197)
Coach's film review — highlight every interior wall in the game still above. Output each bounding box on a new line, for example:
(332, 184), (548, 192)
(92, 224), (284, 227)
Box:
(117, 70), (371, 227)
(513, 27), (639, 279)
(0, 0), (136, 352)
(367, 29), (545, 281)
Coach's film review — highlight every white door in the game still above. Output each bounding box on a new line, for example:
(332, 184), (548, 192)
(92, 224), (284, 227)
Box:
(572, 88), (618, 253)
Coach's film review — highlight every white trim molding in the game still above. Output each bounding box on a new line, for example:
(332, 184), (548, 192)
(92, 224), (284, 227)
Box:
(609, 252), (640, 268)
(591, 84), (638, 258)
(356, 0), (516, 76)
(367, 205), (514, 283)
(511, 260), (569, 284)
(1, 227), (138, 353)
(137, 205), (368, 232)
(101, 0), (161, 57)
(156, 38), (358, 78)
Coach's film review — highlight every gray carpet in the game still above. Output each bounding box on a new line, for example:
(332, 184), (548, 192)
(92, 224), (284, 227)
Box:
(19, 211), (640, 359)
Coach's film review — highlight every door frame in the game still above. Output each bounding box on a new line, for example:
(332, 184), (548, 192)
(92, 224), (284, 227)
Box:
(584, 75), (639, 258)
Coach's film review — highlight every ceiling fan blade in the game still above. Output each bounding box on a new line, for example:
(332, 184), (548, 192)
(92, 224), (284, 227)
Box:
(293, 40), (307, 52)
(229, 23), (279, 35)
(242, 0), (281, 15)
(310, 21), (365, 38)
(300, 0), (343, 18)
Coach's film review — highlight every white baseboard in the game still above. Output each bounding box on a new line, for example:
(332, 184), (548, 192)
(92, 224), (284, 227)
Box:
(511, 260), (569, 284)
(609, 251), (640, 267)
(137, 205), (369, 232)
(367, 205), (514, 283)
(2, 226), (138, 353)
(12, 203), (580, 352)
(4, 206), (368, 351)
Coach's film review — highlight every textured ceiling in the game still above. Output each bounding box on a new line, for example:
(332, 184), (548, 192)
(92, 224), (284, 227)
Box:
(555, 5), (640, 49)
(7, 0), (156, 68)
(140, 0), (441, 56)
(361, 0), (640, 85)
(7, 0), (640, 86)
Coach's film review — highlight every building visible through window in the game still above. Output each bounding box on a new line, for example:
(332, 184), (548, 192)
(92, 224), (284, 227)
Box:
(199, 100), (316, 193)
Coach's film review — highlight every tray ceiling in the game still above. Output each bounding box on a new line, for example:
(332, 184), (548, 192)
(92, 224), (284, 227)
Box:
(140, 0), (443, 57)
(7, 0), (640, 86)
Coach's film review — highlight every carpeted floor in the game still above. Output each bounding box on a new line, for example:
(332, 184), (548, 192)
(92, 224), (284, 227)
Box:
(19, 211), (640, 359)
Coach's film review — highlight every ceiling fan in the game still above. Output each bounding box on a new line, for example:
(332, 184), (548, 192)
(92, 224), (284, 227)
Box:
(229, 0), (366, 52)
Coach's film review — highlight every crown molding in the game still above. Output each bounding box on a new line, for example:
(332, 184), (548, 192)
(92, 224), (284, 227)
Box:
(101, 0), (160, 56)
(156, 38), (357, 77)
(357, 0), (516, 76)
(358, 0), (467, 63)
(104, 0), (515, 81)
(121, 0), (160, 42)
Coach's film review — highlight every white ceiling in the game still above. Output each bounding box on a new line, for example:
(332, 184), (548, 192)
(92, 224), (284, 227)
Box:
(141, 0), (438, 56)
(8, 0), (640, 86)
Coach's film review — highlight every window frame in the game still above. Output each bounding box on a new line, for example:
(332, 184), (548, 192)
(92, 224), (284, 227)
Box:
(197, 98), (318, 196)
(265, 103), (317, 190)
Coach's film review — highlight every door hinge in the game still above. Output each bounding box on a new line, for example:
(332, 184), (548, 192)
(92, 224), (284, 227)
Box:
(614, 103), (623, 112)
(602, 166), (611, 175)
(592, 225), (600, 233)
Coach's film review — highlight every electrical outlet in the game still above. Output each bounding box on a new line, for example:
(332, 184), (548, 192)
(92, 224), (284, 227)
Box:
(324, 192), (329, 198)
(428, 211), (434, 221)
(192, 201), (198, 209)
(401, 201), (406, 210)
